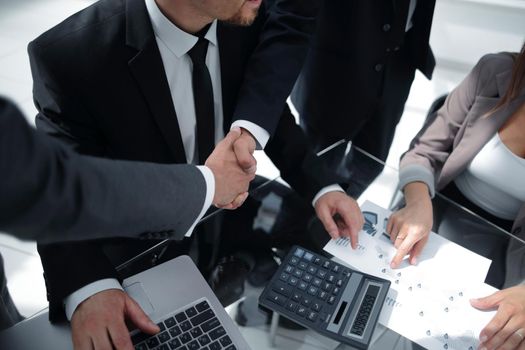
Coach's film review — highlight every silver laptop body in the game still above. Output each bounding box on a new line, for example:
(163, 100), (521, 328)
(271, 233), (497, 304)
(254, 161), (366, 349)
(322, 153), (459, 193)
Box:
(0, 255), (250, 350)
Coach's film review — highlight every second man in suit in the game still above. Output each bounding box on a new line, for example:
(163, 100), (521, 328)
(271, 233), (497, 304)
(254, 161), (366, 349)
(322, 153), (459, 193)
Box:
(28, 0), (364, 349)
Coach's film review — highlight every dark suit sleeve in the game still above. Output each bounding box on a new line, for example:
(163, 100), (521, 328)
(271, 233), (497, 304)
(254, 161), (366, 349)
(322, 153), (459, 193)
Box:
(232, 0), (320, 137)
(0, 98), (207, 243)
(265, 104), (341, 202)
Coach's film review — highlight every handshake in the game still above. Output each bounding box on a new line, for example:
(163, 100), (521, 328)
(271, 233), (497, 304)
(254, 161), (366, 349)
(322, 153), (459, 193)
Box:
(205, 127), (257, 210)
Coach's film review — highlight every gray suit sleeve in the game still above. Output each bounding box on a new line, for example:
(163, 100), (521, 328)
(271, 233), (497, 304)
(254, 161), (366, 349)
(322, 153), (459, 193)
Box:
(0, 98), (206, 243)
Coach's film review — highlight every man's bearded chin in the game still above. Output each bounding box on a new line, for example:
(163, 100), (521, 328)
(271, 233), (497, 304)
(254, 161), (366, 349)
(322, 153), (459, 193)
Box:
(226, 6), (259, 26)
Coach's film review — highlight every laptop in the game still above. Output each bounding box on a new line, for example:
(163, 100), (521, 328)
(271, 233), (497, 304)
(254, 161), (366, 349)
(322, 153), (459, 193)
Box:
(0, 255), (250, 350)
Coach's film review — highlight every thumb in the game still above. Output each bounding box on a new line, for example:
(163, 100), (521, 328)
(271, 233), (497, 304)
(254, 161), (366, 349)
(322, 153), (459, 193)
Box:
(124, 295), (159, 335)
(470, 291), (504, 310)
(221, 127), (242, 147)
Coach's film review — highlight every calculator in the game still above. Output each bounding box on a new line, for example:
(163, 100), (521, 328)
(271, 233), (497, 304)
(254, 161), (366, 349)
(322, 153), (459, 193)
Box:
(259, 246), (390, 349)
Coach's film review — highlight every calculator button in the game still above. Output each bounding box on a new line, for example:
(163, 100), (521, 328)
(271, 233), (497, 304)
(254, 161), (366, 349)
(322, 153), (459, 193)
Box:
(336, 279), (344, 287)
(304, 252), (314, 261)
(318, 291), (328, 300)
(292, 292), (302, 302)
(279, 273), (290, 282)
(317, 269), (327, 279)
(327, 274), (336, 283)
(272, 282), (292, 297)
(307, 311), (318, 322)
(298, 261), (308, 270)
(328, 296), (336, 305)
(301, 297), (312, 307)
(323, 261), (331, 269)
(294, 248), (305, 258)
(293, 270), (304, 278)
(333, 287), (340, 295)
(298, 281), (308, 291)
(303, 273), (313, 282)
(332, 265), (341, 273)
(290, 256), (299, 265)
(307, 286), (319, 296)
(307, 266), (317, 275)
(267, 292), (286, 306)
(322, 282), (333, 293)
(312, 302), (322, 312)
(313, 257), (323, 265)
(285, 301), (297, 311)
(313, 278), (322, 287)
(289, 277), (299, 286)
(296, 306), (307, 317)
(284, 265), (294, 273)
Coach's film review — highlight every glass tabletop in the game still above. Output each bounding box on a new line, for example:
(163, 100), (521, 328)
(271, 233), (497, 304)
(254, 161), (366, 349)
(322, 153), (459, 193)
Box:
(118, 140), (525, 350)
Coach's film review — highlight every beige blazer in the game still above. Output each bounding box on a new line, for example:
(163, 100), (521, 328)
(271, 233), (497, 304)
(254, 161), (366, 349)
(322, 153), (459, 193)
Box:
(398, 53), (525, 285)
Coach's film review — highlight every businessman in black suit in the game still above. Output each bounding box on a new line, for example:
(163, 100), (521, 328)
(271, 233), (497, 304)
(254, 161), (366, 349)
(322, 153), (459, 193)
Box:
(28, 0), (364, 348)
(292, 0), (436, 162)
(0, 97), (252, 331)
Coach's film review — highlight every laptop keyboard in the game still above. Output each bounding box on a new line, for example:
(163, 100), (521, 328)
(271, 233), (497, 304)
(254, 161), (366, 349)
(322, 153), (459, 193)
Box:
(131, 299), (237, 350)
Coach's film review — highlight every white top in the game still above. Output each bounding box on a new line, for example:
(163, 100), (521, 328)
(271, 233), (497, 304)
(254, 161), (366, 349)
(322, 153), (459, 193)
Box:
(455, 133), (525, 220)
(64, 0), (344, 319)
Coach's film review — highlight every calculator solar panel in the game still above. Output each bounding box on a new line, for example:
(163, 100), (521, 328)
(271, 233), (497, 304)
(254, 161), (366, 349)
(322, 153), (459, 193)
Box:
(259, 246), (390, 349)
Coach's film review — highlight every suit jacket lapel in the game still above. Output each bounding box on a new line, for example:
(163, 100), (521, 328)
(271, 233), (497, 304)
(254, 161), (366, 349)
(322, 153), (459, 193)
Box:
(440, 69), (525, 183)
(125, 0), (187, 163)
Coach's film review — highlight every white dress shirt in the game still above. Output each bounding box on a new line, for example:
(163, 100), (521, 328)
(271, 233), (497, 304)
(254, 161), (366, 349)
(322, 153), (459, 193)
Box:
(64, 0), (344, 320)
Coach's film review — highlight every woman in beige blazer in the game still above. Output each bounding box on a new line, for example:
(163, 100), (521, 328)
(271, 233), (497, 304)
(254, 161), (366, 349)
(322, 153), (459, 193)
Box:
(387, 45), (525, 350)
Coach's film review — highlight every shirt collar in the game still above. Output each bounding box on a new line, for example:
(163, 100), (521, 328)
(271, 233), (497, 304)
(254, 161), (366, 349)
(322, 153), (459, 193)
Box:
(144, 0), (218, 58)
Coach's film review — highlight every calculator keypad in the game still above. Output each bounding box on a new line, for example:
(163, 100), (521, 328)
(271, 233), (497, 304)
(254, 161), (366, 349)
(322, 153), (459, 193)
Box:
(265, 247), (352, 326)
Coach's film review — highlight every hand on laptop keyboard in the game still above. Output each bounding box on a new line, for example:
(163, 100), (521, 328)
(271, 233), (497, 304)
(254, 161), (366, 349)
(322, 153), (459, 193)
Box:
(71, 289), (160, 350)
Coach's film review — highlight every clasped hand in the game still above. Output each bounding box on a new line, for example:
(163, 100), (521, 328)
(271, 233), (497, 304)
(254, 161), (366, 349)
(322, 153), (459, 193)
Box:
(205, 127), (257, 209)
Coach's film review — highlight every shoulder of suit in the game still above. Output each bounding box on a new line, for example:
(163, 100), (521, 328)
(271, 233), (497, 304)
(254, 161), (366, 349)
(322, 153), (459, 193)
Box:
(29, 0), (126, 53)
(475, 53), (515, 79)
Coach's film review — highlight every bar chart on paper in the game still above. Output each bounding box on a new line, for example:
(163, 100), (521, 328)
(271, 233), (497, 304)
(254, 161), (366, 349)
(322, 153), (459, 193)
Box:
(325, 201), (498, 350)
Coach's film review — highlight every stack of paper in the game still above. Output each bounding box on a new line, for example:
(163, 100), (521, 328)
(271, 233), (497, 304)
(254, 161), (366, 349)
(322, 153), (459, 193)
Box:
(324, 201), (497, 350)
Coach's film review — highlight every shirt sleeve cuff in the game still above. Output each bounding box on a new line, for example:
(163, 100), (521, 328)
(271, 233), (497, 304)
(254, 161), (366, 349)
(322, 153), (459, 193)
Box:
(398, 164), (435, 198)
(230, 120), (269, 149)
(312, 184), (346, 207)
(64, 279), (123, 320)
(183, 166), (215, 237)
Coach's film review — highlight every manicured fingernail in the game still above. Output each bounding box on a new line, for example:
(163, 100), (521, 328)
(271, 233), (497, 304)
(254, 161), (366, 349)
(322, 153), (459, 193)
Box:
(411, 257), (417, 265)
(232, 127), (241, 132)
(246, 166), (257, 173)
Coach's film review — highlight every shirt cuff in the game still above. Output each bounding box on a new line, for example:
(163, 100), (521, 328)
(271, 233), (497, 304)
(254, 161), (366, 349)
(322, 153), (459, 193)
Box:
(231, 120), (269, 149)
(183, 166), (215, 237)
(312, 184), (346, 207)
(64, 278), (123, 320)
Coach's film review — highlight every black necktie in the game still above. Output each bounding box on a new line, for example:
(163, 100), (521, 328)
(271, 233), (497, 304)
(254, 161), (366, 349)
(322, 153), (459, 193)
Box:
(188, 37), (215, 165)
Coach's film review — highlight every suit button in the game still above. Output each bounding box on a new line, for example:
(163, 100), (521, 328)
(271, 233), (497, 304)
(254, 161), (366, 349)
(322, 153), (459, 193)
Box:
(394, 46), (400, 51)
(374, 64), (383, 72)
(382, 23), (391, 32)
(386, 48), (391, 53)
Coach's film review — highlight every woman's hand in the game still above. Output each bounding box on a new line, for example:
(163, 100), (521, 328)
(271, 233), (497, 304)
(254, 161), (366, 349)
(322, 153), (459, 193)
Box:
(471, 285), (525, 350)
(386, 182), (433, 268)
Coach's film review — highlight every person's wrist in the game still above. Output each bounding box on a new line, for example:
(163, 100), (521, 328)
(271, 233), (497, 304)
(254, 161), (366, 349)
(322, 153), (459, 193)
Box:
(404, 182), (431, 206)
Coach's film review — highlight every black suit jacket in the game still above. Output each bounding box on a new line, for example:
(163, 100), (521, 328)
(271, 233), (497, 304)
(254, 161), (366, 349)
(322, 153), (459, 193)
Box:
(28, 0), (333, 321)
(0, 97), (206, 243)
(292, 0), (436, 146)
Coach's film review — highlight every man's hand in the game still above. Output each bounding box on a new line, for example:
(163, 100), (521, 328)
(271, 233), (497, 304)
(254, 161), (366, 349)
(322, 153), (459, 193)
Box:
(471, 285), (525, 350)
(205, 127), (255, 209)
(387, 182), (433, 268)
(233, 128), (257, 174)
(71, 289), (159, 350)
(314, 192), (364, 249)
